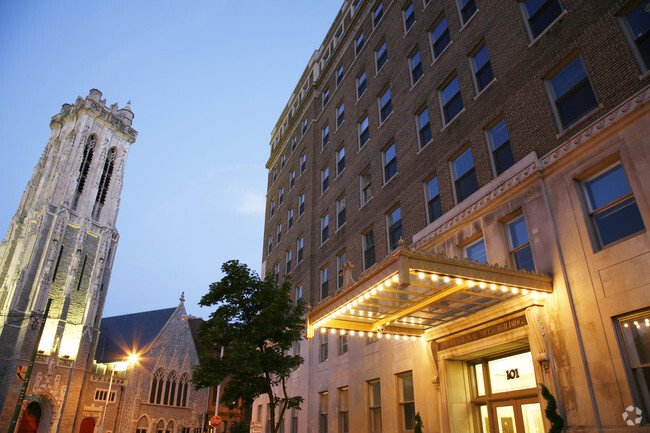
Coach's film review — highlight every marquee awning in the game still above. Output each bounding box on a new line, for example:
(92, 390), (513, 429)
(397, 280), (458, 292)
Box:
(306, 249), (552, 340)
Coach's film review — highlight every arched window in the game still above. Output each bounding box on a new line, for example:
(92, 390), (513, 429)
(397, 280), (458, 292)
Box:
(178, 373), (189, 407)
(164, 371), (177, 406)
(136, 416), (149, 433)
(166, 420), (175, 433)
(92, 147), (116, 219)
(73, 134), (96, 210)
(150, 368), (164, 404)
(155, 420), (165, 433)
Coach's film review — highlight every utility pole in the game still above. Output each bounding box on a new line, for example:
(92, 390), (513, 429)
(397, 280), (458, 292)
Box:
(6, 298), (52, 433)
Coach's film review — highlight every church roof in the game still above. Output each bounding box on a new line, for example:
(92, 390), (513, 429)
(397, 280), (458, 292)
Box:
(95, 307), (177, 363)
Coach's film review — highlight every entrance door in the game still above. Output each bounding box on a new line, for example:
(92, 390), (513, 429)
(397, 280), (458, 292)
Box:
(493, 398), (543, 433)
(17, 402), (41, 433)
(79, 418), (95, 433)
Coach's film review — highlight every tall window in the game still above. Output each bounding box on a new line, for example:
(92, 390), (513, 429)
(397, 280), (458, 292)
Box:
(356, 32), (365, 56)
(416, 108), (432, 149)
(287, 207), (294, 230)
(267, 234), (273, 255)
(150, 368), (164, 404)
(337, 250), (347, 289)
(163, 371), (177, 405)
(276, 223), (282, 244)
(299, 192), (305, 216)
(319, 391), (329, 433)
(336, 103), (345, 128)
(302, 117), (308, 135)
(431, 15), (451, 58)
(336, 196), (346, 229)
(319, 331), (329, 362)
(403, 3), (415, 32)
(616, 309), (650, 414)
(297, 236), (304, 263)
(620, 1), (650, 72)
(321, 213), (329, 244)
(321, 266), (329, 300)
(425, 176), (442, 223)
(322, 125), (330, 148)
(279, 186), (284, 204)
(289, 169), (296, 189)
(281, 153), (286, 169)
(397, 372), (415, 431)
(508, 215), (535, 271)
(465, 238), (487, 263)
(471, 44), (494, 93)
(376, 42), (388, 72)
(357, 71), (367, 99)
(285, 249), (292, 274)
(339, 333), (349, 355)
(337, 146), (346, 175)
(360, 168), (373, 206)
(373, 2), (384, 27)
(441, 75), (464, 124)
(291, 136), (297, 152)
(339, 387), (350, 433)
(522, 0), (563, 39)
(379, 88), (392, 123)
(178, 373), (189, 407)
(359, 115), (370, 148)
(363, 230), (376, 270)
(322, 167), (330, 194)
(323, 88), (330, 108)
(336, 65), (344, 86)
(295, 283), (303, 304)
(93, 147), (116, 219)
(383, 143), (397, 183)
(387, 207), (403, 251)
(410, 50), (423, 85)
(368, 379), (382, 433)
(300, 153), (307, 174)
(272, 167), (278, 183)
(453, 148), (478, 202)
(488, 119), (514, 175)
(291, 409), (299, 433)
(548, 56), (598, 129)
(73, 134), (96, 209)
(270, 199), (276, 217)
(581, 164), (645, 248)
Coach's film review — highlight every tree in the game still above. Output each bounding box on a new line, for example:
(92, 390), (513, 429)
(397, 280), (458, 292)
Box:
(192, 260), (304, 433)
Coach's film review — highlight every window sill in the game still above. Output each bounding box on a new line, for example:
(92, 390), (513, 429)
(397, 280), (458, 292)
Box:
(382, 172), (399, 189)
(378, 112), (393, 128)
(440, 108), (466, 132)
(336, 168), (345, 178)
(639, 70), (650, 81)
(527, 10), (568, 48)
(409, 76), (423, 91)
(458, 10), (478, 32)
(336, 120), (344, 131)
(375, 60), (388, 77)
(415, 140), (432, 155)
(355, 90), (367, 106)
(555, 104), (604, 139)
(473, 78), (496, 100)
(403, 22), (415, 38)
(360, 196), (374, 210)
(431, 41), (453, 66)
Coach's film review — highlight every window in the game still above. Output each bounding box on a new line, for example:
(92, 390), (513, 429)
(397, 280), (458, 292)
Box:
(336, 65), (344, 86)
(404, 3), (415, 32)
(336, 26), (343, 44)
(285, 249), (292, 274)
(360, 168), (373, 206)
(582, 164), (645, 248)
(339, 387), (349, 433)
(376, 42), (388, 71)
(337, 250), (347, 289)
(272, 167), (278, 183)
(397, 372), (415, 431)
(279, 186), (284, 205)
(465, 238), (487, 263)
(383, 143), (397, 182)
(508, 215), (535, 271)
(94, 389), (116, 402)
(522, 0), (563, 39)
(323, 88), (330, 108)
(359, 115), (370, 148)
(337, 146), (346, 175)
(276, 223), (282, 244)
(319, 330), (328, 361)
(458, 0), (477, 25)
(267, 234), (273, 255)
(379, 88), (392, 123)
(323, 49), (331, 65)
(289, 169), (296, 189)
(548, 56), (598, 129)
(441, 75), (464, 124)
(368, 379), (382, 433)
(410, 50), (423, 85)
(471, 44), (494, 92)
(270, 199), (276, 217)
(387, 207), (403, 251)
(356, 32), (365, 56)
(297, 236), (304, 263)
(291, 136), (297, 152)
(322, 167), (330, 194)
(453, 148), (478, 203)
(150, 368), (164, 404)
(287, 207), (294, 230)
(431, 16), (451, 58)
(357, 71), (367, 99)
(337, 103), (345, 128)
(281, 154), (286, 169)
(416, 108), (432, 149)
(363, 230), (376, 270)
(425, 176), (442, 223)
(322, 125), (330, 148)
(620, 1), (650, 72)
(300, 153), (307, 174)
(93, 147), (116, 219)
(321, 213), (329, 244)
(299, 192), (305, 216)
(291, 409), (299, 433)
(295, 284), (303, 305)
(73, 134), (96, 210)
(616, 309), (650, 414)
(302, 117), (308, 135)
(485, 119), (514, 176)
(337, 196), (346, 229)
(373, 2), (384, 27)
(321, 266), (329, 300)
(319, 391), (329, 433)
(273, 263), (280, 282)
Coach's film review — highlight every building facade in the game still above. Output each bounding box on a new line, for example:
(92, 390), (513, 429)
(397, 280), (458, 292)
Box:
(260, 1), (650, 432)
(0, 90), (137, 432)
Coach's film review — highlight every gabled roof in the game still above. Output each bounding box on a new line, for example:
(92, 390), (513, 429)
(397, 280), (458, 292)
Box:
(95, 307), (177, 363)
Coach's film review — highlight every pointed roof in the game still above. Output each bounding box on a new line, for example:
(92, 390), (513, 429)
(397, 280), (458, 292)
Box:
(95, 307), (177, 363)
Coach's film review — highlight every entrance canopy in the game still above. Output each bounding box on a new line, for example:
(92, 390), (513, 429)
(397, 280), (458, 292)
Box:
(307, 249), (552, 340)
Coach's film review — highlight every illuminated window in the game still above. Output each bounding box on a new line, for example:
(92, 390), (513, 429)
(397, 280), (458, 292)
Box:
(616, 309), (650, 414)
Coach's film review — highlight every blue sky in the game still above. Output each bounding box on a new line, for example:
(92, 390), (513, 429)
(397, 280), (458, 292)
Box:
(0, 1), (343, 317)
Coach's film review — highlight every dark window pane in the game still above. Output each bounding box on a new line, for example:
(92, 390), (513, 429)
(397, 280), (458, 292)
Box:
(494, 143), (514, 174)
(556, 79), (598, 127)
(594, 197), (645, 247)
(433, 18), (450, 56)
(428, 196), (442, 222)
(526, 0), (562, 38)
(461, 0), (477, 23)
(456, 170), (478, 202)
(584, 165), (632, 209)
(514, 245), (535, 271)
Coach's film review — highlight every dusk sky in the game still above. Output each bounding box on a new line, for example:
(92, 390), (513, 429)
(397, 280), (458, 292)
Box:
(0, 1), (343, 318)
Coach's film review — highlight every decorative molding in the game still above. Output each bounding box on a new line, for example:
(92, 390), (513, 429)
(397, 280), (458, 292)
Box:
(51, 99), (138, 141)
(437, 315), (527, 350)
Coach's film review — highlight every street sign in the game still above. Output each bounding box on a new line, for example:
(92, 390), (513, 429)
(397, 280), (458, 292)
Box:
(209, 416), (222, 428)
(24, 395), (42, 402)
(250, 421), (262, 433)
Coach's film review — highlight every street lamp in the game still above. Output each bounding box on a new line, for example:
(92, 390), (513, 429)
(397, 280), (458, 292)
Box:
(98, 354), (138, 433)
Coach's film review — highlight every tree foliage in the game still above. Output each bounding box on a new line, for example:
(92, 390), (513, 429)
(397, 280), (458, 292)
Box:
(192, 260), (305, 433)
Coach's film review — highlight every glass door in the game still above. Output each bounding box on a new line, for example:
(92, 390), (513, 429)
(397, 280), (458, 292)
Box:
(492, 398), (543, 433)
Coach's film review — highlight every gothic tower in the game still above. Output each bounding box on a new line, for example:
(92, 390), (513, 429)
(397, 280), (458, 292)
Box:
(0, 89), (137, 432)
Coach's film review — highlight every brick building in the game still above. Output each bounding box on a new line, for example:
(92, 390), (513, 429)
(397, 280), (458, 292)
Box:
(259, 1), (650, 432)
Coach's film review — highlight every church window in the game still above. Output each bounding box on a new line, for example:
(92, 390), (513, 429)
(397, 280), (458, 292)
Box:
(164, 371), (177, 405)
(136, 416), (148, 433)
(150, 368), (164, 404)
(73, 134), (96, 210)
(156, 420), (165, 433)
(179, 373), (189, 407)
(93, 147), (117, 220)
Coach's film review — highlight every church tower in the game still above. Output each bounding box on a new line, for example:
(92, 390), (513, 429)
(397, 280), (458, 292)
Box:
(0, 89), (137, 432)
